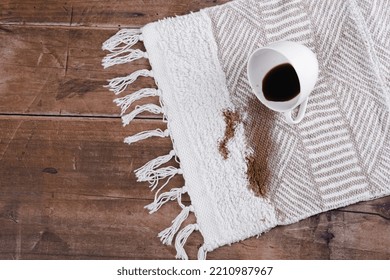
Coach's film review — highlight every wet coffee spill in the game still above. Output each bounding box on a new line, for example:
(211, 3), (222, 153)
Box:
(219, 109), (241, 159)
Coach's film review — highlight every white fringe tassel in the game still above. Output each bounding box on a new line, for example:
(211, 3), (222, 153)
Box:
(122, 104), (163, 126)
(102, 49), (147, 69)
(102, 29), (142, 52)
(197, 245), (208, 260)
(102, 29), (146, 69)
(114, 88), (160, 115)
(142, 166), (182, 191)
(135, 150), (175, 179)
(124, 128), (169, 145)
(158, 205), (194, 246)
(175, 223), (199, 260)
(106, 69), (153, 95)
(134, 149), (182, 190)
(103, 28), (203, 260)
(145, 186), (187, 214)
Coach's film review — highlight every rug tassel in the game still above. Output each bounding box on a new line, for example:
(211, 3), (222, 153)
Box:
(175, 223), (199, 260)
(114, 88), (160, 115)
(135, 150), (181, 190)
(135, 150), (176, 179)
(197, 245), (208, 260)
(102, 49), (148, 69)
(124, 128), (169, 145)
(141, 166), (182, 191)
(122, 104), (163, 126)
(105, 69), (153, 95)
(102, 29), (142, 53)
(145, 186), (187, 214)
(158, 205), (194, 246)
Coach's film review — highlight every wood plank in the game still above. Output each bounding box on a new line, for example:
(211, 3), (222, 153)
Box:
(0, 116), (389, 259)
(0, 0), (231, 27)
(0, 117), (183, 200)
(0, 26), (161, 117)
(329, 210), (390, 259)
(0, 199), (194, 259)
(339, 197), (390, 220)
(0, 116), (191, 259)
(0, 0), (230, 117)
(206, 210), (390, 259)
(1, 197), (389, 259)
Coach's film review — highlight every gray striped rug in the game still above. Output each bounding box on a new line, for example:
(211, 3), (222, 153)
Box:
(208, 0), (390, 221)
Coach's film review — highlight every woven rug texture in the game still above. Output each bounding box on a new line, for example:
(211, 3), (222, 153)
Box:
(102, 0), (390, 259)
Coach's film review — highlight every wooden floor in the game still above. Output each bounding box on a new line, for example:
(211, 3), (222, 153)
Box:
(0, 0), (389, 260)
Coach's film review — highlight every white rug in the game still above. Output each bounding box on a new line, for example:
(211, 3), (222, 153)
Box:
(103, 0), (390, 259)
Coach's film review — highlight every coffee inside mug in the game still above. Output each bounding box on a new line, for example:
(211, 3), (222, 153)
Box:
(263, 63), (300, 102)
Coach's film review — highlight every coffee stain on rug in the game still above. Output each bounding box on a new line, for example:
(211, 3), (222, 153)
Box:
(219, 109), (241, 159)
(246, 155), (269, 197)
(242, 97), (276, 197)
(218, 102), (274, 197)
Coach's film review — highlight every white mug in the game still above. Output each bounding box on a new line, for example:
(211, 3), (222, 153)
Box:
(247, 41), (319, 124)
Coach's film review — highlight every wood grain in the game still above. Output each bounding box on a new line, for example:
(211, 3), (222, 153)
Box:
(0, 117), (187, 259)
(0, 117), (389, 259)
(0, 117), (183, 200)
(0, 26), (159, 116)
(0, 1), (231, 27)
(210, 208), (390, 260)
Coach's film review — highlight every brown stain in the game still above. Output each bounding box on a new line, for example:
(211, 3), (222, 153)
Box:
(321, 229), (335, 245)
(219, 109), (241, 159)
(42, 167), (58, 174)
(246, 155), (269, 197)
(100, 11), (146, 18)
(56, 79), (105, 100)
(243, 96), (276, 197)
(376, 202), (390, 219)
(1, 202), (19, 224)
(127, 12), (146, 17)
(32, 231), (70, 253)
(0, 26), (12, 33)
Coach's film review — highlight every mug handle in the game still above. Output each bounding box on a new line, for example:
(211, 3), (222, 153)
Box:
(284, 98), (309, 124)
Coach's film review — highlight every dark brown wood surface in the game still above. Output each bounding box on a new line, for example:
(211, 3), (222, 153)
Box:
(0, 0), (389, 260)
